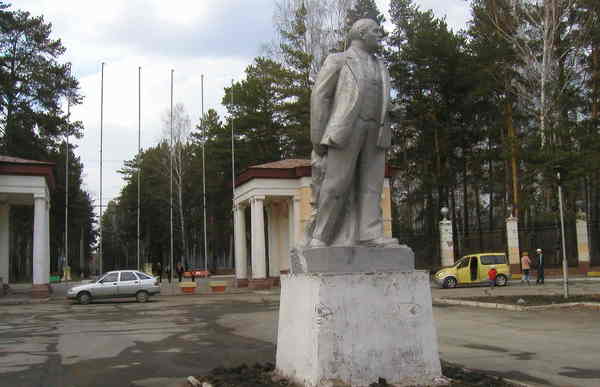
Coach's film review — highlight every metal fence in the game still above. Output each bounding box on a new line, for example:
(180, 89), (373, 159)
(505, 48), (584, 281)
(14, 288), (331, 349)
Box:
(398, 218), (598, 269)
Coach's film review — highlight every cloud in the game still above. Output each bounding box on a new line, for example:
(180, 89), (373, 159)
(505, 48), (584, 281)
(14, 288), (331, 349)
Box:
(16, 0), (471, 216)
(99, 0), (274, 60)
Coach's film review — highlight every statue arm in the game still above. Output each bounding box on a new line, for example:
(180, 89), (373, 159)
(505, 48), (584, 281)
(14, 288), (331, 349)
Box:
(311, 54), (344, 150)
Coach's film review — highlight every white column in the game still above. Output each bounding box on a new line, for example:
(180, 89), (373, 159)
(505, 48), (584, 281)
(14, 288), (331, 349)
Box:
(288, 197), (295, 248)
(439, 218), (454, 267)
(266, 204), (276, 277)
(280, 201), (291, 272)
(506, 216), (520, 273)
(45, 199), (51, 280)
(292, 196), (302, 247)
(0, 203), (9, 283)
(268, 203), (282, 278)
(576, 211), (590, 272)
(234, 203), (248, 280)
(251, 196), (267, 279)
(33, 196), (49, 285)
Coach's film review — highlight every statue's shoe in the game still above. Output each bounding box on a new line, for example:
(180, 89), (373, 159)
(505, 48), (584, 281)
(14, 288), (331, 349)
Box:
(359, 237), (400, 248)
(307, 238), (327, 248)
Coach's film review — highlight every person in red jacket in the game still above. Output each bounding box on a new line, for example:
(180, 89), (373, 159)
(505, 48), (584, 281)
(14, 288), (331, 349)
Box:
(488, 266), (498, 288)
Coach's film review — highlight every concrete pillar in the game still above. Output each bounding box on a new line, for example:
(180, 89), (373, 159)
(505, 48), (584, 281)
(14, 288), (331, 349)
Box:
(576, 211), (590, 274)
(0, 203), (9, 284)
(234, 203), (248, 287)
(32, 195), (50, 297)
(267, 204), (280, 278)
(288, 197), (295, 249)
(292, 196), (302, 247)
(45, 198), (51, 282)
(250, 196), (267, 280)
(506, 216), (520, 274)
(439, 218), (454, 267)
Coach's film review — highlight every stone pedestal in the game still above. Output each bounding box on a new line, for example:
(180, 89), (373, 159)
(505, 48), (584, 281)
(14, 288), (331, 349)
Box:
(439, 219), (454, 267)
(576, 213), (590, 274)
(506, 216), (520, 274)
(31, 284), (51, 298)
(235, 278), (249, 288)
(290, 245), (414, 274)
(276, 270), (442, 387)
(248, 278), (271, 290)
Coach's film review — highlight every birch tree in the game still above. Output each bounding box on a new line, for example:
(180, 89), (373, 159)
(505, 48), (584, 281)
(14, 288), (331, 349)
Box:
(272, 0), (353, 78)
(484, 0), (579, 147)
(162, 103), (192, 268)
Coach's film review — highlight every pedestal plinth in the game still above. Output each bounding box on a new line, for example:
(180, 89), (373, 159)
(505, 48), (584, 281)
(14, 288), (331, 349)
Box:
(276, 269), (442, 386)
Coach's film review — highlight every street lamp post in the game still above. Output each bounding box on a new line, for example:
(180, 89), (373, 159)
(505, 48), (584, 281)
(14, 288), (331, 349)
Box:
(557, 172), (569, 298)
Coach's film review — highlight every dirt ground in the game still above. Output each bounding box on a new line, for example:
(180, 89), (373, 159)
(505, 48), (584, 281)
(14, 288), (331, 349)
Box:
(195, 361), (520, 387)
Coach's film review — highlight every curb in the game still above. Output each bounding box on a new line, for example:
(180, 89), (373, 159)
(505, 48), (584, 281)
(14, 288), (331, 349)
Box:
(442, 360), (533, 387)
(0, 297), (51, 305)
(434, 298), (600, 311)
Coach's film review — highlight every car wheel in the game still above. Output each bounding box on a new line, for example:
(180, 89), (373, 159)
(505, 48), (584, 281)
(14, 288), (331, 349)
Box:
(136, 291), (149, 303)
(443, 277), (457, 289)
(78, 292), (91, 305)
(495, 274), (508, 287)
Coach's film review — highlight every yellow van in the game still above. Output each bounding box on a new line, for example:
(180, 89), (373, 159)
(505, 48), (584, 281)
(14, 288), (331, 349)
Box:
(433, 252), (511, 288)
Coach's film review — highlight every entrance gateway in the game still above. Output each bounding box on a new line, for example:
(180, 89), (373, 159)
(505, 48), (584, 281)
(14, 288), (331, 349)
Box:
(0, 156), (55, 297)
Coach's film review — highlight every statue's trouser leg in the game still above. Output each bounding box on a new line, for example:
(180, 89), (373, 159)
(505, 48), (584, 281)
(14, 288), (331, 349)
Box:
(312, 127), (368, 244)
(356, 120), (385, 242)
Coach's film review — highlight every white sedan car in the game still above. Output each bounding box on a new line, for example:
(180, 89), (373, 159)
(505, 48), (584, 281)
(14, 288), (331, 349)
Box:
(67, 270), (160, 304)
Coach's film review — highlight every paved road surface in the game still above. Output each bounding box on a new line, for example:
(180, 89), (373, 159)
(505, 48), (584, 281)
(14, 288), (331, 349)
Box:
(1, 281), (599, 386)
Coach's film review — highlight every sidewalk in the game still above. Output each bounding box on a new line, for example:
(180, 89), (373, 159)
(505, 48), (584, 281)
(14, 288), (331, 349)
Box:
(2, 273), (598, 305)
(0, 275), (274, 305)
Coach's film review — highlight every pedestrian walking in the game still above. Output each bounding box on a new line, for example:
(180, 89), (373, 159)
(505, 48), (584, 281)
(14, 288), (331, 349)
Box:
(521, 251), (531, 285)
(535, 248), (545, 284)
(488, 266), (498, 288)
(176, 262), (184, 282)
(156, 262), (163, 283)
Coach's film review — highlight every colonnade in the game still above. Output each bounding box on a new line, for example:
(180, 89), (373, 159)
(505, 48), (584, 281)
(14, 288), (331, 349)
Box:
(234, 195), (302, 288)
(0, 195), (51, 296)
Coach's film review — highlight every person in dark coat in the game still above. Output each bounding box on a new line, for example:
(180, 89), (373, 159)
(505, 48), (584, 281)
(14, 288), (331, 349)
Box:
(156, 262), (163, 283)
(535, 248), (545, 284)
(176, 262), (184, 282)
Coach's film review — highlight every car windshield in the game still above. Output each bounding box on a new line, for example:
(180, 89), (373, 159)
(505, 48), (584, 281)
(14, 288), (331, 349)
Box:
(97, 272), (118, 283)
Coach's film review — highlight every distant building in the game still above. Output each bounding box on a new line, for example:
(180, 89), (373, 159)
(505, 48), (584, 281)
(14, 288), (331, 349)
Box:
(0, 155), (55, 297)
(233, 159), (394, 289)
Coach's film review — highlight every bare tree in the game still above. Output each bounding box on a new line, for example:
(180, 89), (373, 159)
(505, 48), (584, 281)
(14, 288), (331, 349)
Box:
(486, 0), (579, 146)
(271, 0), (354, 78)
(162, 103), (192, 268)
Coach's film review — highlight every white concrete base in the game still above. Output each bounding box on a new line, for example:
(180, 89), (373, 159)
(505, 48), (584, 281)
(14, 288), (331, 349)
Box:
(276, 271), (442, 387)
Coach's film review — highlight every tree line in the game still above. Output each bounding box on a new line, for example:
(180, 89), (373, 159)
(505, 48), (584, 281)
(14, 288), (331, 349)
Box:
(0, 2), (95, 280)
(7, 0), (597, 274)
(109, 0), (600, 269)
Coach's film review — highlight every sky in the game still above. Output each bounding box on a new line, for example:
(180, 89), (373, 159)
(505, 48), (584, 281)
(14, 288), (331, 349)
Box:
(18, 0), (471, 212)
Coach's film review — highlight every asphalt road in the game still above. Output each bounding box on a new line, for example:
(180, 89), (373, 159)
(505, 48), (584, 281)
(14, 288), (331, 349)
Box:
(0, 293), (279, 387)
(1, 281), (600, 387)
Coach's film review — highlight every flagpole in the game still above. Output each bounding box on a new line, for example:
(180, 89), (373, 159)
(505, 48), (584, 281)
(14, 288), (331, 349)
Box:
(230, 79), (235, 269)
(170, 69), (174, 284)
(65, 96), (70, 278)
(201, 74), (208, 272)
(137, 66), (141, 271)
(99, 62), (104, 275)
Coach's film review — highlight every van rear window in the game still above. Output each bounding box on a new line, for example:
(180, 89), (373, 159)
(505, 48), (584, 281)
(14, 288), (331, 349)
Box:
(481, 255), (506, 265)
